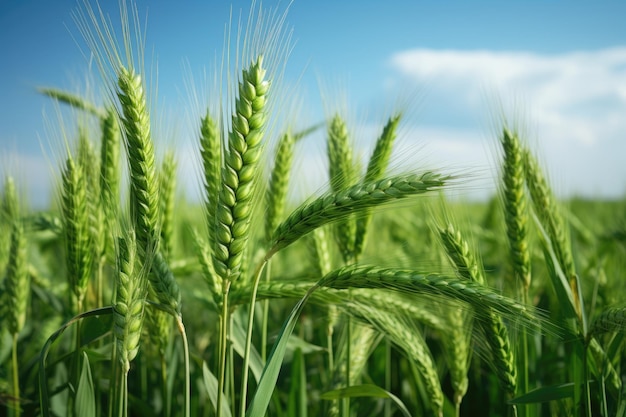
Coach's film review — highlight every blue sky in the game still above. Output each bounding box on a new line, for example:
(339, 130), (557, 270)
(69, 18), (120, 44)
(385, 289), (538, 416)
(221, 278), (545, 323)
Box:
(1, 1), (626, 206)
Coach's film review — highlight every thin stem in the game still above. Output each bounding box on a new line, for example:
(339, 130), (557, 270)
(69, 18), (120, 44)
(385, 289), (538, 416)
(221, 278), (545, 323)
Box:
(108, 337), (118, 417)
(117, 368), (128, 417)
(239, 257), (269, 417)
(582, 342), (592, 417)
(384, 339), (391, 417)
(216, 281), (231, 417)
(342, 317), (352, 417)
(520, 290), (530, 417)
(12, 333), (20, 417)
(261, 261), (272, 362)
(160, 353), (170, 417)
(176, 316), (191, 417)
(327, 322), (334, 382)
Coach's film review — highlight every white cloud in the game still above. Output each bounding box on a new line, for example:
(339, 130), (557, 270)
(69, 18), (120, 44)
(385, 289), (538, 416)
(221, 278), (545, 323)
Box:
(388, 47), (626, 197)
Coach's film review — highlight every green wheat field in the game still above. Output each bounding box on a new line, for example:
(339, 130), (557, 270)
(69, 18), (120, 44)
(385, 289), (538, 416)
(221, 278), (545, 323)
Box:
(1, 2), (625, 417)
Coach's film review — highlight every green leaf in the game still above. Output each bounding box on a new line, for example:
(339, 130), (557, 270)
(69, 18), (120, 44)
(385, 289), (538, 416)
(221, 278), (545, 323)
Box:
(287, 348), (307, 417)
(246, 285), (317, 417)
(202, 361), (232, 417)
(231, 308), (264, 382)
(509, 382), (596, 404)
(80, 314), (113, 346)
(321, 384), (412, 417)
(74, 351), (96, 417)
(39, 306), (113, 417)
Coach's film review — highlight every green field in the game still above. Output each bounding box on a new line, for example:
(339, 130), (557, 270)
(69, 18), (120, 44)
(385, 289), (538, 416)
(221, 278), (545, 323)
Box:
(1, 2), (626, 417)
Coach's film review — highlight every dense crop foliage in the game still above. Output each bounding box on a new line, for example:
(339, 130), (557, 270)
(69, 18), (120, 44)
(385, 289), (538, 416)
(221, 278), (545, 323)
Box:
(1, 2), (626, 417)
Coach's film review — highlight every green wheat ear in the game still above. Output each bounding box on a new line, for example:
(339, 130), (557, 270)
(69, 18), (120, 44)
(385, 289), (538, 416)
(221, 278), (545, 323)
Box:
(438, 222), (517, 398)
(3, 177), (29, 336)
(265, 132), (295, 242)
(113, 231), (147, 373)
(270, 172), (447, 256)
(159, 151), (177, 258)
(213, 55), (269, 283)
(99, 107), (121, 261)
(61, 154), (93, 311)
(354, 114), (401, 257)
(117, 65), (160, 255)
(199, 112), (221, 255)
(500, 127), (531, 291)
(327, 114), (357, 263)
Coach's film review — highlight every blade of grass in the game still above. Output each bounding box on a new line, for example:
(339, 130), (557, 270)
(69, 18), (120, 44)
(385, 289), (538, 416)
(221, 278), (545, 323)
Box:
(75, 352), (96, 417)
(245, 285), (319, 417)
(321, 384), (412, 417)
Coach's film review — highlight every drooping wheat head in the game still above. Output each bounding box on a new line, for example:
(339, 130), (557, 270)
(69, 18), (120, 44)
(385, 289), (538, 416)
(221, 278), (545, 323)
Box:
(319, 265), (540, 327)
(524, 147), (580, 315)
(269, 172), (448, 256)
(438, 222), (517, 397)
(359, 306), (444, 417)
